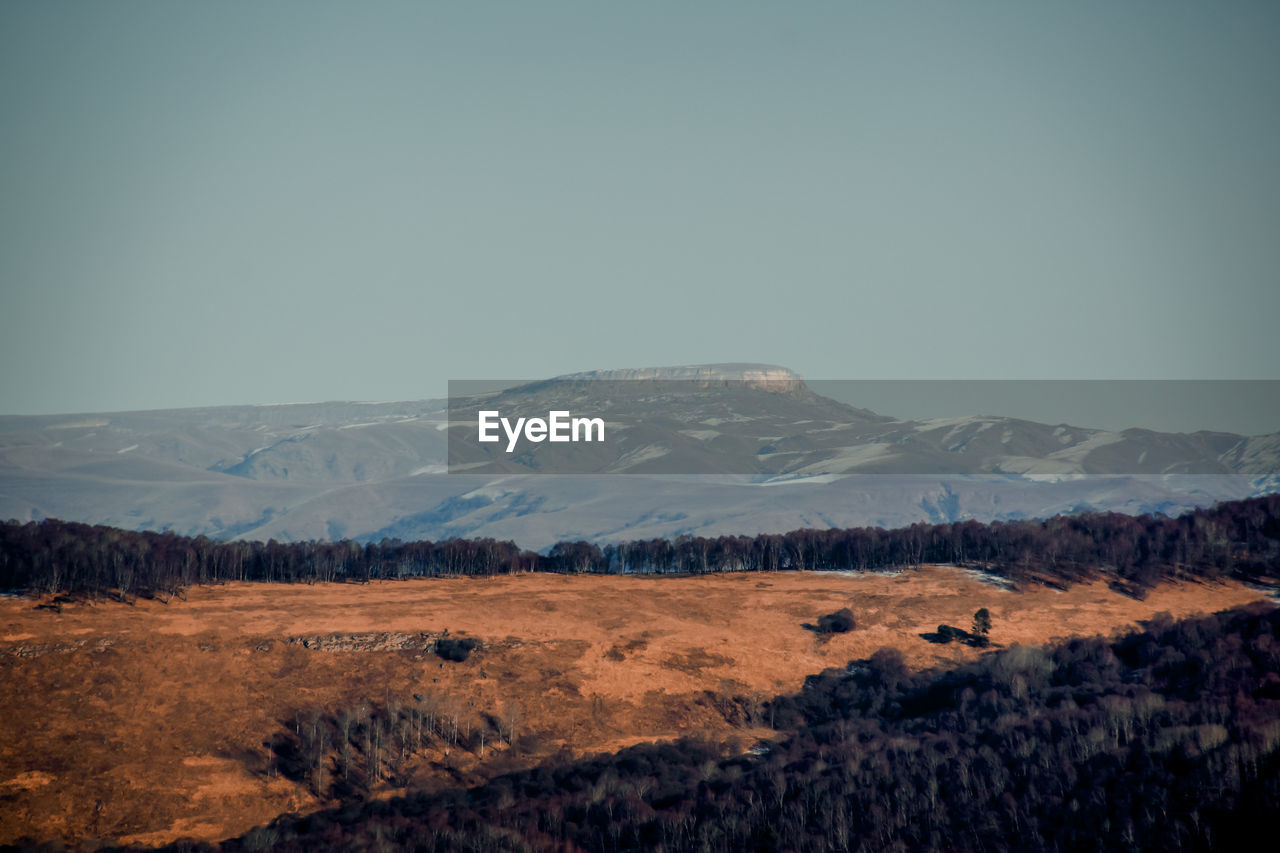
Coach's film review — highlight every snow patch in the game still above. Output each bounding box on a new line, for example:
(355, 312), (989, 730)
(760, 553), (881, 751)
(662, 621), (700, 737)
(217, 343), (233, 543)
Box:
(790, 443), (895, 474)
(614, 445), (670, 469)
(993, 432), (1124, 476)
(756, 473), (844, 487)
(914, 416), (990, 433)
(963, 568), (1017, 590)
(460, 478), (517, 500)
(942, 419), (993, 448)
(1045, 431), (1123, 464)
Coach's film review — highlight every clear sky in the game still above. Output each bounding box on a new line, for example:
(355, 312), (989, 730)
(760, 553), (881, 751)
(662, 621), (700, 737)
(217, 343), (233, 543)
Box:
(2, 1), (1279, 416)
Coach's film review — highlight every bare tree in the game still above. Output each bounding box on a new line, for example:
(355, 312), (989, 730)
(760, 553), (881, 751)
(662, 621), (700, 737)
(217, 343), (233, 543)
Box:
(499, 699), (523, 744)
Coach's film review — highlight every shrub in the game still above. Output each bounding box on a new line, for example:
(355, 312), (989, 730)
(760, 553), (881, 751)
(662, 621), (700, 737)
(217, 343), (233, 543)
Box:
(435, 636), (480, 662)
(817, 608), (856, 634)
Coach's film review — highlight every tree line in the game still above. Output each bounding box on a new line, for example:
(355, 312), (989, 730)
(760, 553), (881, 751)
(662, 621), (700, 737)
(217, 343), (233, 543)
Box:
(2, 494), (1278, 599)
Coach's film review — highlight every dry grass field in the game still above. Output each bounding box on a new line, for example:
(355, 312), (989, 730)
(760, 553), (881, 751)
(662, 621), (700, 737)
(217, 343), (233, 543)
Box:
(0, 567), (1269, 847)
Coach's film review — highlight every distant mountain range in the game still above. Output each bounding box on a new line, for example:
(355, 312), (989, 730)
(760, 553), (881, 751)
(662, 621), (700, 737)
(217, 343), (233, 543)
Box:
(1, 364), (1276, 549)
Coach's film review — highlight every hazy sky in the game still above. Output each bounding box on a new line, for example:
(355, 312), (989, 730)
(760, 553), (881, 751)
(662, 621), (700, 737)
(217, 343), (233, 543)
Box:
(3, 1), (1279, 416)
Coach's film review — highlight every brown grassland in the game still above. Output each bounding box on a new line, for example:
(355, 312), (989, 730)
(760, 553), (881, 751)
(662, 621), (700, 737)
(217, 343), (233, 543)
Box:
(0, 567), (1269, 847)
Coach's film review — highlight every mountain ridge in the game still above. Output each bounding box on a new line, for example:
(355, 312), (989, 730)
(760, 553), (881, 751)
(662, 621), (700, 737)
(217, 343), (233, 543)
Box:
(1, 365), (1276, 547)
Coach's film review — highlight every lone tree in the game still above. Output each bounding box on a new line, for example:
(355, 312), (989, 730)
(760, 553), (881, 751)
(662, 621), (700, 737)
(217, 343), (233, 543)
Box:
(972, 608), (992, 646)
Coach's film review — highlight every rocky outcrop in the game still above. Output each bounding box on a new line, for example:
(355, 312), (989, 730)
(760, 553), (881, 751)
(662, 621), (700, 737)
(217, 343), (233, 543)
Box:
(287, 631), (443, 652)
(554, 363), (807, 392)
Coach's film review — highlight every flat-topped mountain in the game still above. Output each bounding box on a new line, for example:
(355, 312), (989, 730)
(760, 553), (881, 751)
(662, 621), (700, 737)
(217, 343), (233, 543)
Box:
(448, 366), (1277, 478)
(552, 363), (808, 390)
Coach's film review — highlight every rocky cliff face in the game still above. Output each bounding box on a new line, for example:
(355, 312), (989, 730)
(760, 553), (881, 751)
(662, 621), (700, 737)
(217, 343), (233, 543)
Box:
(555, 363), (807, 392)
